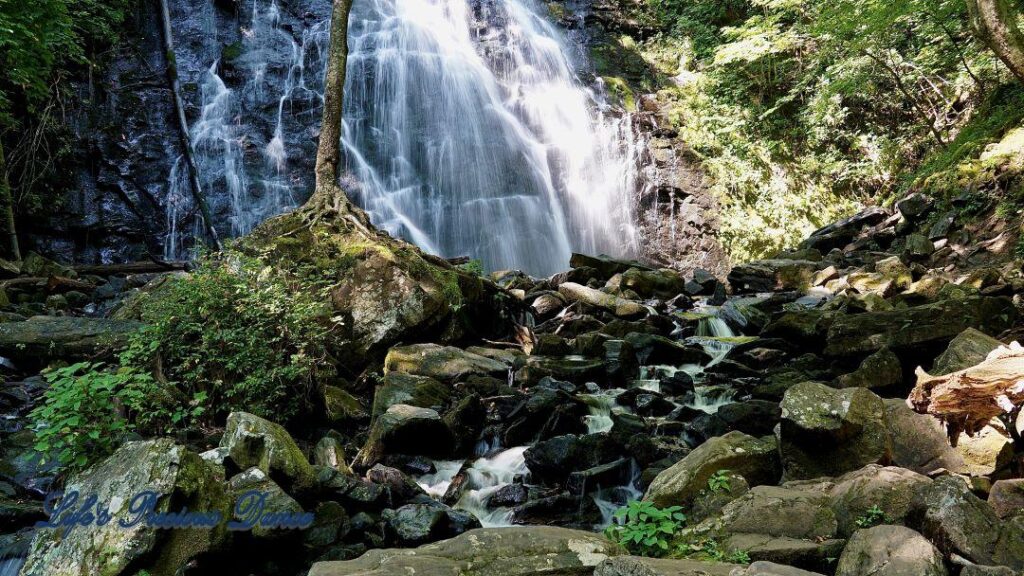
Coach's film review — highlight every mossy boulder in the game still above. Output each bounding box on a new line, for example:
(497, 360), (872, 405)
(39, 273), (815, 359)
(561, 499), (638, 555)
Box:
(308, 526), (623, 576)
(835, 525), (946, 576)
(932, 327), (1004, 375)
(241, 211), (513, 363)
(614, 268), (686, 299)
(21, 439), (230, 576)
(824, 296), (1016, 357)
(227, 467), (307, 540)
(324, 385), (368, 426)
(834, 347), (902, 390)
(220, 411), (316, 492)
(778, 382), (891, 480)
(0, 316), (142, 363)
(371, 372), (451, 418)
(727, 259), (820, 293)
(713, 485), (838, 540)
(384, 343), (508, 383)
(644, 431), (781, 508)
(826, 465), (931, 537)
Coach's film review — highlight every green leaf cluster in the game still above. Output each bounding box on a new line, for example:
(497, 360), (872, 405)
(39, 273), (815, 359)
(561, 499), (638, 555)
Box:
(29, 362), (155, 474)
(605, 500), (687, 556)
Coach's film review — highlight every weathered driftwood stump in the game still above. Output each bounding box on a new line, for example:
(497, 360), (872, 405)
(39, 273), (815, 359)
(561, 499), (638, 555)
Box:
(908, 342), (1024, 451)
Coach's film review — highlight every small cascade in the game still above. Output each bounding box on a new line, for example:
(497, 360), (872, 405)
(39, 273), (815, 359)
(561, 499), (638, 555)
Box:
(591, 460), (642, 529)
(417, 446), (531, 528)
(580, 390), (624, 434)
(696, 315), (735, 338)
(687, 385), (735, 414)
(342, 0), (640, 274)
(416, 459), (464, 498)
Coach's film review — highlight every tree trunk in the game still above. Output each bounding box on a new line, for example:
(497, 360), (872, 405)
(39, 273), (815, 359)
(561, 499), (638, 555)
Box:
(308, 0), (356, 211)
(0, 141), (20, 261)
(967, 0), (1024, 84)
(157, 0), (222, 250)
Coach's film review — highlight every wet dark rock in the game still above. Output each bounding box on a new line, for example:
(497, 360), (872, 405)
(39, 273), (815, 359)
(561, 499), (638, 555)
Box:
(355, 405), (454, 469)
(516, 355), (607, 386)
(687, 400), (781, 443)
(443, 393), (486, 456)
(566, 458), (632, 495)
(728, 260), (821, 294)
(623, 332), (706, 365)
(366, 465), (428, 503)
(896, 192), (935, 221)
(799, 207), (889, 252)
(487, 483), (528, 508)
(533, 333), (572, 356)
(615, 268), (685, 299)
(381, 501), (480, 546)
(524, 433), (622, 485)
(511, 491), (603, 528)
(502, 387), (588, 446)
(304, 501), (351, 550)
(570, 253), (654, 280)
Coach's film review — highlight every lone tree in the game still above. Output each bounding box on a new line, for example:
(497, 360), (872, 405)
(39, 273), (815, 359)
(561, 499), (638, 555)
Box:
(967, 0), (1024, 84)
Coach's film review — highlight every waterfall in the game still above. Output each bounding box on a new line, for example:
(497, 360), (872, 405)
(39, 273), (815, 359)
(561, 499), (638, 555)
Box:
(163, 0), (329, 258)
(163, 0), (638, 274)
(342, 0), (639, 274)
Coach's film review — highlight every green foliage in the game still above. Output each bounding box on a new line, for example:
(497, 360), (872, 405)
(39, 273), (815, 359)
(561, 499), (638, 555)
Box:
(855, 504), (892, 528)
(610, 0), (1016, 260)
(707, 469), (731, 493)
(457, 258), (485, 277)
(605, 500), (687, 557)
(29, 362), (154, 474)
(119, 255), (337, 428)
(677, 537), (751, 564)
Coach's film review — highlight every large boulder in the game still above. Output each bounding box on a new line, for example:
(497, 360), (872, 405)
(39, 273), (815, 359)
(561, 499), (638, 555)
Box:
(826, 465), (931, 537)
(883, 399), (965, 474)
(227, 467), (308, 540)
(570, 253), (654, 279)
(354, 404), (453, 469)
(0, 316), (142, 363)
(21, 439), (230, 576)
(308, 526), (624, 576)
(778, 382), (891, 480)
(384, 344), (508, 383)
(731, 562), (826, 576)
(824, 296), (1016, 357)
(371, 372), (451, 417)
(989, 479), (1024, 519)
(241, 211), (510, 361)
(932, 327), (1004, 375)
(835, 525), (946, 576)
(615, 268), (686, 299)
(728, 260), (820, 293)
(715, 486), (837, 540)
(220, 411), (316, 491)
(907, 476), (1024, 569)
(594, 556), (737, 575)
(799, 207), (889, 252)
(645, 432), (781, 508)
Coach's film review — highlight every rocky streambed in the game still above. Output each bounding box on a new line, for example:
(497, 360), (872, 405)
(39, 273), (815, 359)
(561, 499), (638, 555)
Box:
(0, 192), (1022, 576)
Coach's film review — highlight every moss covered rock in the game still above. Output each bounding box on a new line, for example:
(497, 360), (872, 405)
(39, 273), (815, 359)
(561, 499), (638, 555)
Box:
(220, 411), (316, 492)
(21, 439), (230, 576)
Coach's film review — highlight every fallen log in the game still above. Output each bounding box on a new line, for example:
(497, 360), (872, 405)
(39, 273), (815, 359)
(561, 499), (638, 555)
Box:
(908, 342), (1024, 446)
(73, 261), (190, 276)
(0, 276), (98, 293)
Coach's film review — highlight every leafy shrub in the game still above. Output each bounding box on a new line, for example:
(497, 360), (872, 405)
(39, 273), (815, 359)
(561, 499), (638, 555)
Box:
(855, 504), (892, 528)
(678, 537), (750, 564)
(605, 500), (687, 556)
(707, 469), (731, 493)
(119, 255), (337, 429)
(30, 362), (153, 473)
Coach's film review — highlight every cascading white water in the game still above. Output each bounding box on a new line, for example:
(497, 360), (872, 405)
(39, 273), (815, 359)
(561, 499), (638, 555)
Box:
(342, 0), (639, 274)
(164, 0), (329, 258)
(416, 446), (531, 528)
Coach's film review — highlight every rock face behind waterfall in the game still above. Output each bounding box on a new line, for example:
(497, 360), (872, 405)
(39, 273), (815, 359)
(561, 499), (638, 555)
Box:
(27, 0), (328, 262)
